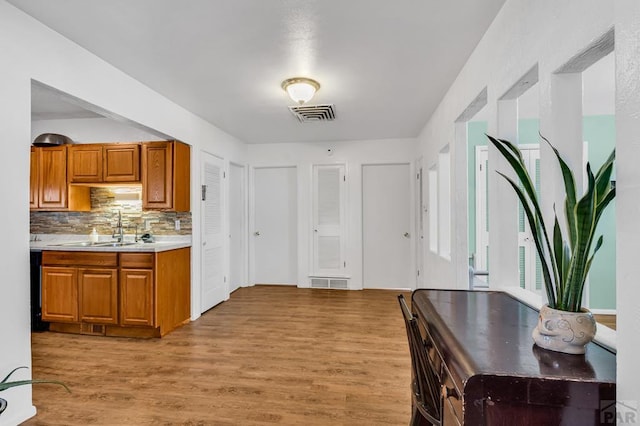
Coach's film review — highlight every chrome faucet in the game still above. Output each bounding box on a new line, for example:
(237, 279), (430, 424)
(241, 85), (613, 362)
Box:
(112, 211), (124, 242)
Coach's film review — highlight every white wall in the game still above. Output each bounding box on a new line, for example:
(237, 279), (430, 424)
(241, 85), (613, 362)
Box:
(248, 138), (417, 290)
(417, 0), (638, 406)
(31, 117), (162, 143)
(0, 2), (247, 423)
(614, 0), (640, 410)
(0, 56), (36, 426)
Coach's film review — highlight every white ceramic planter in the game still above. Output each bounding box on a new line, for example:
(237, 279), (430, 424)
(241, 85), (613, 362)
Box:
(532, 304), (597, 355)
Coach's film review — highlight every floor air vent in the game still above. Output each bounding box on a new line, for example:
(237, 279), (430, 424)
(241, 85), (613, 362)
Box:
(288, 104), (336, 122)
(310, 277), (349, 289)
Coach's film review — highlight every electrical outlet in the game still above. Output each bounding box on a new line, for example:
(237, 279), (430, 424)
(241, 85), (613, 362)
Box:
(175, 219), (181, 231)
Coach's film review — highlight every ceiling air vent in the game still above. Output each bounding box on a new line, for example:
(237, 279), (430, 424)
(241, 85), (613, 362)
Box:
(288, 104), (336, 123)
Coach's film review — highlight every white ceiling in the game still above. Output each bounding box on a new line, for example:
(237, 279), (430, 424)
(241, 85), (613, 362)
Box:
(11, 0), (506, 144)
(31, 83), (103, 120)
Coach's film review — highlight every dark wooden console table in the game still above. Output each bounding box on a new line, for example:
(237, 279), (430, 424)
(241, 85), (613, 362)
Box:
(411, 289), (616, 425)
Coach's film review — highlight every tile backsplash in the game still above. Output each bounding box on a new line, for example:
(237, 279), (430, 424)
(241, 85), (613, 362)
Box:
(30, 187), (191, 235)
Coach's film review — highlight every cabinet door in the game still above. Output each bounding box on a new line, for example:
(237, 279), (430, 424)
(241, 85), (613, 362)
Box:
(172, 141), (191, 212)
(30, 147), (39, 209)
(142, 142), (173, 209)
(38, 146), (68, 209)
(42, 266), (78, 323)
(79, 268), (118, 324)
(68, 144), (102, 183)
(104, 143), (140, 182)
(120, 269), (154, 326)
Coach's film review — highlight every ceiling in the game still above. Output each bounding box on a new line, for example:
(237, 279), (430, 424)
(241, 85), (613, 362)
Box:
(31, 83), (103, 120)
(11, 0), (506, 144)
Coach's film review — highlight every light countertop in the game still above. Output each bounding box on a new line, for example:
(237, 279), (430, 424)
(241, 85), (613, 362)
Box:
(30, 234), (191, 253)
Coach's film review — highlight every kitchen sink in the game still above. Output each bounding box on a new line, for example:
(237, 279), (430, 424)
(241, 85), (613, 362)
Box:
(51, 241), (99, 247)
(94, 242), (137, 247)
(50, 241), (138, 248)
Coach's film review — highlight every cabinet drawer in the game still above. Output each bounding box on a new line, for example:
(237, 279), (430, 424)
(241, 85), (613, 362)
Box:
(43, 251), (118, 267)
(442, 367), (463, 423)
(120, 252), (154, 269)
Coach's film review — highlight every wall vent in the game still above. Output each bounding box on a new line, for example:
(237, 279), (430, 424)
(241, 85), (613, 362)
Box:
(310, 277), (349, 289)
(288, 104), (336, 123)
(80, 323), (106, 335)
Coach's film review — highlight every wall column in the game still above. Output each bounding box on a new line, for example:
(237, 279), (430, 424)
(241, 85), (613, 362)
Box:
(615, 0), (640, 407)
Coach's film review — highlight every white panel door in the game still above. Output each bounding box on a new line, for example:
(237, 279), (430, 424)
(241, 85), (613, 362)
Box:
(229, 163), (245, 292)
(253, 167), (297, 285)
(201, 152), (227, 312)
(363, 164), (412, 289)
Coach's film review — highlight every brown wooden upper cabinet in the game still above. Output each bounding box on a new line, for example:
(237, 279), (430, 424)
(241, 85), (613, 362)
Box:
(142, 141), (190, 212)
(31, 145), (90, 211)
(31, 145), (67, 209)
(68, 143), (140, 183)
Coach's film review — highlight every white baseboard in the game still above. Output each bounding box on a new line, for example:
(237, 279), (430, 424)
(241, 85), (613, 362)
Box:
(589, 308), (617, 315)
(0, 405), (37, 426)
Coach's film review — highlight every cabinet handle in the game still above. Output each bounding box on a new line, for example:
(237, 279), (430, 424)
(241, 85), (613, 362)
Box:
(441, 384), (458, 400)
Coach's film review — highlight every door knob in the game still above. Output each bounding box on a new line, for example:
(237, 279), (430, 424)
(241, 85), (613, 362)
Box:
(254, 231), (260, 236)
(404, 232), (410, 238)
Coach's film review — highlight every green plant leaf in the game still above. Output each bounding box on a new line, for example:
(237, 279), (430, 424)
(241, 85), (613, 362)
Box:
(595, 186), (616, 225)
(580, 235), (605, 305)
(488, 135), (560, 291)
(1, 367), (26, 384)
(563, 163), (597, 311)
(562, 241), (571, 285)
(542, 134), (578, 247)
(0, 367), (70, 393)
(488, 134), (615, 313)
(497, 171), (556, 307)
(594, 149), (615, 204)
(552, 211), (565, 303)
(0, 379), (70, 393)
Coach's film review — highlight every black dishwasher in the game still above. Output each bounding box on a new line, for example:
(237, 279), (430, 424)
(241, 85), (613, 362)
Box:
(30, 251), (49, 331)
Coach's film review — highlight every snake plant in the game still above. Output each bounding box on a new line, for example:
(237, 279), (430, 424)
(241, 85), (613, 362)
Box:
(488, 134), (615, 312)
(0, 366), (69, 392)
(0, 366), (69, 415)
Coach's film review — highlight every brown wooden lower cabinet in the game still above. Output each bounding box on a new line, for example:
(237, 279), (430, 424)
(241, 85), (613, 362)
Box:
(41, 248), (190, 337)
(41, 266), (78, 323)
(79, 268), (118, 324)
(120, 268), (153, 327)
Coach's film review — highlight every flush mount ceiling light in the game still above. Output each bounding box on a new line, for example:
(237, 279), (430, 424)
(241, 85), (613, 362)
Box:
(281, 77), (320, 104)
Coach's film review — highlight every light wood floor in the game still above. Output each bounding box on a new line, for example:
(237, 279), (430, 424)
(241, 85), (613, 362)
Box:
(594, 314), (616, 330)
(24, 286), (412, 425)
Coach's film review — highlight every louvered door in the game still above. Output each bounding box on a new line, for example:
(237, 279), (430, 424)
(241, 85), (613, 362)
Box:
(312, 165), (346, 275)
